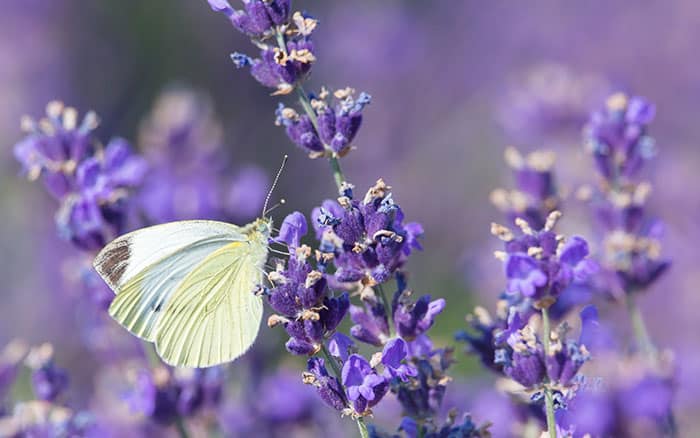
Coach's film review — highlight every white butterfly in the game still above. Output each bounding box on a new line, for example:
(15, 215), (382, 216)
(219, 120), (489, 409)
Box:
(93, 218), (271, 368)
(93, 156), (288, 368)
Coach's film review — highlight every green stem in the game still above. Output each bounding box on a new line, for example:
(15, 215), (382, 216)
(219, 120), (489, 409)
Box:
(626, 293), (656, 358)
(320, 343), (342, 377)
(357, 418), (370, 438)
(376, 283), (394, 337)
(321, 343), (370, 438)
(541, 307), (557, 438)
(295, 85), (346, 191)
(174, 416), (190, 438)
(273, 28), (346, 192)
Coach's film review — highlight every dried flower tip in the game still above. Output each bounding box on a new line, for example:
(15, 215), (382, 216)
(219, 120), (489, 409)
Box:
(634, 182), (652, 204)
(46, 100), (64, 119)
(25, 343), (54, 369)
(302, 371), (317, 385)
(62, 107), (78, 130)
(300, 309), (320, 321)
(337, 196), (352, 208)
(609, 190), (632, 208)
(152, 366), (170, 386)
(363, 178), (391, 204)
(268, 270), (287, 284)
(490, 188), (510, 210)
(490, 223), (514, 241)
(304, 270), (323, 289)
(606, 92), (628, 111)
(504, 146), (524, 169)
(318, 86), (330, 100)
(2, 339), (28, 364)
(496, 299), (509, 319)
(369, 351), (383, 368)
(576, 185), (593, 201)
(272, 83), (294, 96)
(267, 314), (290, 328)
(334, 87), (356, 100)
(292, 11), (318, 36)
(526, 150), (556, 172)
(514, 217), (534, 235)
(295, 244), (312, 260)
(527, 246), (543, 258)
(494, 250), (507, 261)
(473, 306), (492, 325)
(544, 210), (562, 231)
(289, 48), (316, 64)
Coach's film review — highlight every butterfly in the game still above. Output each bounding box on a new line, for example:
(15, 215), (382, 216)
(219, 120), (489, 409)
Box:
(93, 157), (287, 368)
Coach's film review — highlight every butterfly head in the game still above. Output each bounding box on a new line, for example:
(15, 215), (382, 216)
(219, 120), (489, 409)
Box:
(252, 217), (273, 240)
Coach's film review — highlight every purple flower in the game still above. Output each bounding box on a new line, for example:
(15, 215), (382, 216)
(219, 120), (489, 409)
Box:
(505, 253), (548, 297)
(381, 338), (417, 382)
(349, 301), (390, 346)
(314, 179), (422, 288)
(491, 147), (559, 230)
(304, 358), (347, 411)
(276, 211), (308, 248)
(25, 344), (69, 403)
(584, 92), (656, 182)
(394, 293), (445, 341)
(342, 354), (388, 415)
(327, 332), (355, 362)
(209, 0), (291, 37)
(15, 103), (147, 251)
(494, 215), (597, 305)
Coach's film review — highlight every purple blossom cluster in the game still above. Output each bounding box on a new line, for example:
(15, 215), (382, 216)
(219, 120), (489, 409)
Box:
(14, 101), (147, 250)
(459, 92), (678, 437)
(0, 342), (95, 436)
(581, 92), (670, 296)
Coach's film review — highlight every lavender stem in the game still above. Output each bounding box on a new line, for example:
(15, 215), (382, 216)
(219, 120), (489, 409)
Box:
(541, 306), (557, 438)
(626, 293), (655, 358)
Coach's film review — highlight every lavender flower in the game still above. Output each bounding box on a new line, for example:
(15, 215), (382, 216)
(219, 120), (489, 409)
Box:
(138, 88), (268, 224)
(14, 102), (147, 250)
(314, 179), (423, 287)
(342, 354), (389, 416)
(124, 365), (223, 425)
(490, 147), (559, 230)
(303, 358), (347, 412)
(25, 344), (69, 403)
(584, 92), (656, 183)
(492, 212), (597, 307)
(276, 88), (372, 156)
(267, 212), (349, 355)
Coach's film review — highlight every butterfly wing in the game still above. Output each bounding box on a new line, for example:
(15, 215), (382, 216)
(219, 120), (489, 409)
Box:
(94, 220), (245, 341)
(154, 241), (266, 367)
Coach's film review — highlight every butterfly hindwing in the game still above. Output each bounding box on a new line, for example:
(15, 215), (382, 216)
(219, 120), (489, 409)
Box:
(154, 241), (265, 367)
(94, 220), (245, 341)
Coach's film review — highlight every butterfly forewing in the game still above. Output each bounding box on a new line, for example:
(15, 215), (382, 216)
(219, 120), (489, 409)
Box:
(93, 221), (246, 341)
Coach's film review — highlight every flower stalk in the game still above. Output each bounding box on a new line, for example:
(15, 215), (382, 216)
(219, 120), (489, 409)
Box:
(541, 306), (557, 438)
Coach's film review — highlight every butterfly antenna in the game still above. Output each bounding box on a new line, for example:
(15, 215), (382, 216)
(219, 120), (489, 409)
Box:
(262, 155), (288, 217)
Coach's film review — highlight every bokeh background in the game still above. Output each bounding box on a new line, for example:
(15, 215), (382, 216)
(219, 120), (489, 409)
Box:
(1, 0), (700, 435)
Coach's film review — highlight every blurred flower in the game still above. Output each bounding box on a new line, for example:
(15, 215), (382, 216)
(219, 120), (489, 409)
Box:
(137, 88), (268, 224)
(14, 102), (147, 250)
(584, 92), (656, 183)
(124, 365), (223, 425)
(25, 344), (69, 403)
(490, 147), (559, 231)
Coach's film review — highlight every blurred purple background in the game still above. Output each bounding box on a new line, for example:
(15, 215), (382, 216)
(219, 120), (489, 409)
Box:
(1, 0), (700, 435)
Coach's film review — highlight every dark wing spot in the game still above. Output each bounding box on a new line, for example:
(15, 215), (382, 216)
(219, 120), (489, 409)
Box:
(99, 240), (131, 286)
